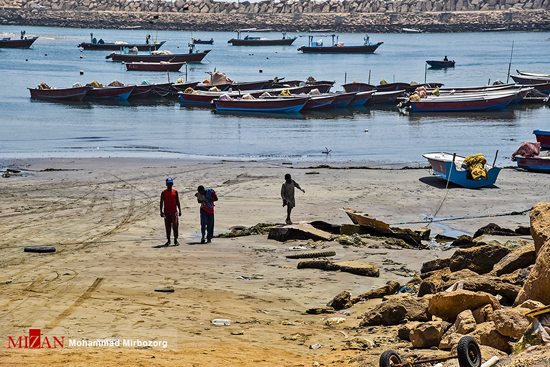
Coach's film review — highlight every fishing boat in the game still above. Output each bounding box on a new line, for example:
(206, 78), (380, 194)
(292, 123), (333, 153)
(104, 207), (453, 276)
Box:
(515, 153), (550, 172)
(84, 85), (134, 100)
(510, 74), (550, 93)
(329, 92), (358, 108)
(407, 90), (518, 112)
(194, 80), (272, 92)
(297, 35), (383, 54)
(534, 130), (550, 148)
(213, 97), (308, 113)
(0, 36), (38, 48)
(302, 95), (336, 110)
(481, 27), (507, 32)
(423, 152), (501, 188)
(28, 85), (92, 101)
(517, 70), (550, 77)
(180, 87), (302, 105)
(350, 91), (375, 106)
(125, 61), (186, 72)
(227, 31), (296, 46)
(127, 84), (154, 98)
(106, 44), (210, 63)
(375, 82), (410, 92)
(426, 59), (456, 68)
(78, 40), (165, 51)
(192, 38), (214, 45)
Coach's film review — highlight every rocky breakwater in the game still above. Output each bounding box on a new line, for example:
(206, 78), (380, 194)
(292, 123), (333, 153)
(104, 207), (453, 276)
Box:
(1, 0), (550, 32)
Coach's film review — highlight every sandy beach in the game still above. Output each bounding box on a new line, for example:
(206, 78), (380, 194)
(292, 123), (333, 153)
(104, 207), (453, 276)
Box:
(0, 157), (544, 366)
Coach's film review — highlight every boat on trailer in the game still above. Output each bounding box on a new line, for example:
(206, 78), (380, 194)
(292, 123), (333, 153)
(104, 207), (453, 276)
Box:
(423, 152), (501, 188)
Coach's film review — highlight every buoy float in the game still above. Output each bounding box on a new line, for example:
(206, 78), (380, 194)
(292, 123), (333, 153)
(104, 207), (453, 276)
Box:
(80, 70), (84, 75)
(259, 69), (263, 73)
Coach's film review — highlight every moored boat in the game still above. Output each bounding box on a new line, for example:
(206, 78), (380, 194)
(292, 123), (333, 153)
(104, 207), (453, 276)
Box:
(125, 61), (186, 72)
(213, 96), (308, 113)
(84, 85), (134, 100)
(402, 28), (422, 33)
(330, 92), (357, 108)
(0, 36), (38, 48)
(79, 40), (165, 51)
(407, 90), (518, 112)
(510, 74), (550, 94)
(423, 152), (501, 188)
(28, 85), (92, 101)
(342, 82), (376, 93)
(128, 84), (154, 98)
(367, 90), (405, 105)
(297, 35), (383, 54)
(228, 31), (296, 46)
(106, 44), (210, 63)
(192, 38), (214, 45)
(303, 95), (336, 110)
(350, 91), (375, 106)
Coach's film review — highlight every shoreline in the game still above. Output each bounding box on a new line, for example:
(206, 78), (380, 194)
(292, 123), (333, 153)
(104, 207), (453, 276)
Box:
(0, 156), (541, 365)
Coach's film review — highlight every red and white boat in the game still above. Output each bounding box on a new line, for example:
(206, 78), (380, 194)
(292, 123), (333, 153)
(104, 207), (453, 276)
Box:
(534, 130), (550, 149)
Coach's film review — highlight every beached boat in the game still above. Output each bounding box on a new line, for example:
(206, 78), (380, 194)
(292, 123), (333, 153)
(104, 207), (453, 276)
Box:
(0, 36), (38, 48)
(78, 40), (165, 51)
(423, 152), (501, 188)
(426, 59), (455, 68)
(407, 90), (518, 112)
(228, 31), (296, 46)
(297, 35), (383, 54)
(84, 85), (134, 100)
(213, 97), (308, 113)
(125, 61), (186, 72)
(28, 85), (92, 101)
(342, 208), (392, 232)
(534, 130), (550, 148)
(516, 153), (550, 172)
(192, 38), (214, 45)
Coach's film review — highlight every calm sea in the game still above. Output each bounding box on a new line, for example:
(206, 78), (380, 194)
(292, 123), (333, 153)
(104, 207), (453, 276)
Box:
(1, 25), (549, 166)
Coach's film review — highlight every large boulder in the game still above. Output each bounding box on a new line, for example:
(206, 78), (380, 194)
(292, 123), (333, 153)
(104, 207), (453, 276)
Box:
(529, 202), (550, 255)
(455, 309), (477, 334)
(450, 244), (510, 274)
(327, 291), (353, 310)
(458, 276), (521, 305)
(491, 243), (536, 276)
(492, 307), (532, 338)
(473, 223), (517, 238)
(472, 304), (495, 324)
(421, 257), (451, 274)
(409, 321), (445, 348)
(360, 294), (431, 327)
(418, 273), (447, 297)
(428, 290), (501, 322)
(514, 240), (550, 306)
(439, 326), (463, 349)
(472, 321), (512, 353)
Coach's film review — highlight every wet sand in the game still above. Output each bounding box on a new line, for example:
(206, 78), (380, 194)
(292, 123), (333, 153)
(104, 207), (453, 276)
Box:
(0, 158), (541, 366)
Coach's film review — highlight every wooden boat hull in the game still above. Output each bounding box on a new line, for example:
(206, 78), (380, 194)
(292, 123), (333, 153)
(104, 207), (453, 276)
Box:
(516, 156), (550, 172)
(180, 90), (267, 105)
(367, 90), (405, 105)
(350, 91), (374, 106)
(303, 95), (336, 110)
(342, 208), (392, 233)
(78, 41), (165, 51)
(375, 82), (410, 92)
(298, 42), (383, 53)
(330, 92), (357, 108)
(107, 50), (210, 63)
(128, 84), (154, 98)
(28, 86), (92, 101)
(411, 92), (516, 112)
(342, 83), (375, 93)
(426, 60), (455, 68)
(214, 97), (308, 113)
(0, 37), (38, 48)
(228, 37), (296, 46)
(510, 74), (550, 93)
(84, 86), (134, 100)
(534, 130), (550, 149)
(423, 152), (501, 188)
(125, 62), (185, 72)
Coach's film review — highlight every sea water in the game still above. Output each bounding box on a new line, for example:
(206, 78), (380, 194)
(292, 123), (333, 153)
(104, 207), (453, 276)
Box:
(1, 25), (549, 166)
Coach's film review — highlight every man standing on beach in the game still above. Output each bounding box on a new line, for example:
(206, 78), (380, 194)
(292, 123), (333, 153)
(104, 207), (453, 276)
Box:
(160, 177), (182, 246)
(196, 186), (218, 243)
(281, 173), (305, 225)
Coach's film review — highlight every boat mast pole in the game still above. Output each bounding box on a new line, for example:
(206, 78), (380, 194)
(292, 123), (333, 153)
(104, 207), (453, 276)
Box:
(506, 41), (514, 84)
(368, 70), (371, 84)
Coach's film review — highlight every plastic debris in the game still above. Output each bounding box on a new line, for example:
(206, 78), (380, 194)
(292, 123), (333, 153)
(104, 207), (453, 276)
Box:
(211, 319), (231, 326)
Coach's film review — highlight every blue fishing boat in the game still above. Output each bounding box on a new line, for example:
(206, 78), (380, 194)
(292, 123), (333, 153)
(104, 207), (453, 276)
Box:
(423, 152), (501, 188)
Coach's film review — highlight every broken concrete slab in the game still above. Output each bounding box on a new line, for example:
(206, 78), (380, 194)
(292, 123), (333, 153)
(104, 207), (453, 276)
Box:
(297, 260), (379, 277)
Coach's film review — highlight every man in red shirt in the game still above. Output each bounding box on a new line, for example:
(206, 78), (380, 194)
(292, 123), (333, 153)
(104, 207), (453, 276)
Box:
(160, 177), (182, 246)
